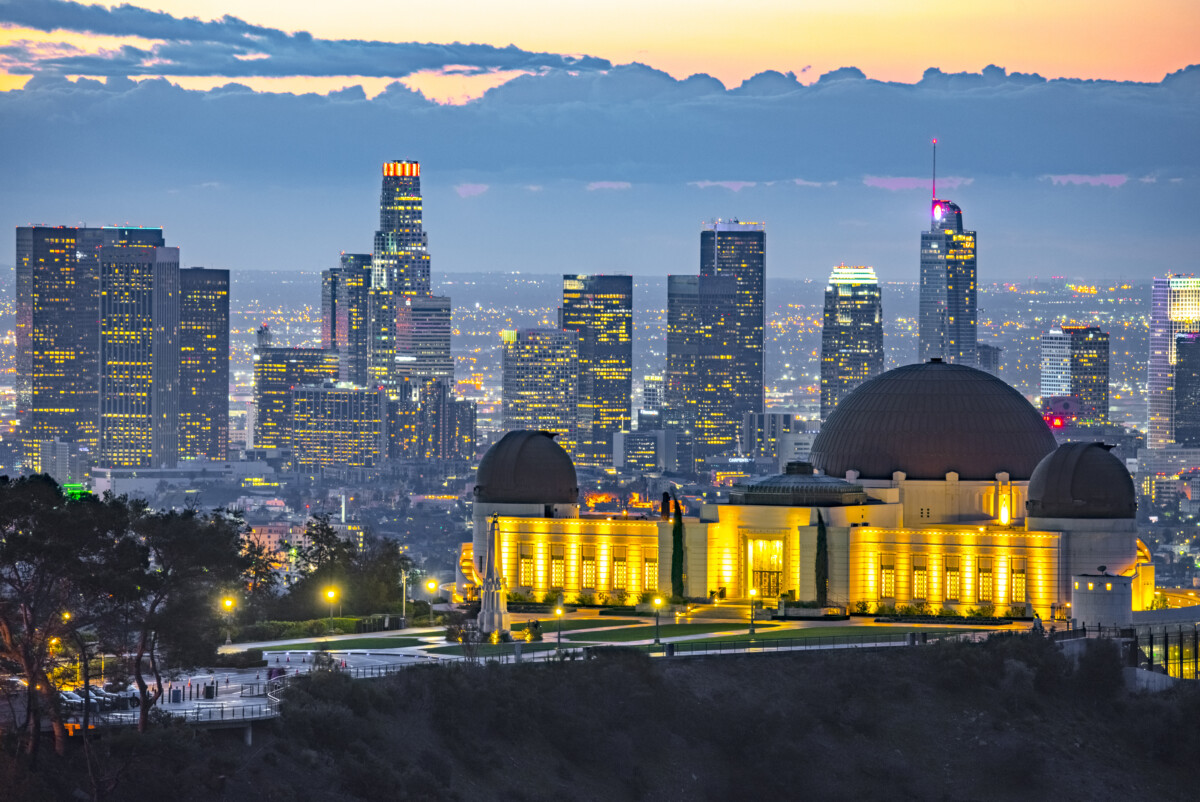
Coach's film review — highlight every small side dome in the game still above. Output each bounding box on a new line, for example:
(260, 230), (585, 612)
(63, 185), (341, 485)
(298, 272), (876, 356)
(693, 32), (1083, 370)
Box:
(1026, 442), (1135, 519)
(474, 431), (579, 505)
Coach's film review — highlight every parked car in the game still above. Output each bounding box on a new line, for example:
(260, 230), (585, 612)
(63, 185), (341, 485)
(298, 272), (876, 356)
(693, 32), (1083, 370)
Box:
(103, 684), (141, 707)
(58, 690), (86, 711)
(80, 686), (119, 710)
(1, 676), (25, 696)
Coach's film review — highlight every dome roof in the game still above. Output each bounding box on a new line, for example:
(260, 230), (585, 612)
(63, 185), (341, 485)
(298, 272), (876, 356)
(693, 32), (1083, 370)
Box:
(473, 430), (579, 505)
(1026, 442), (1136, 519)
(810, 361), (1056, 481)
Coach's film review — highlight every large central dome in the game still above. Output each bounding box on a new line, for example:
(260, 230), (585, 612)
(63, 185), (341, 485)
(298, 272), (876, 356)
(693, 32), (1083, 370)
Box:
(810, 362), (1056, 481)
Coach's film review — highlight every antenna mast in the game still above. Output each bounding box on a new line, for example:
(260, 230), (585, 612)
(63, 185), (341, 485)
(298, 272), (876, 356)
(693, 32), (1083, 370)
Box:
(931, 138), (937, 199)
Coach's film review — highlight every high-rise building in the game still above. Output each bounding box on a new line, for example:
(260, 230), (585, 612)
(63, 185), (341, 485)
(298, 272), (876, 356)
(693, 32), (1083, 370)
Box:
(700, 219), (765, 417)
(1067, 327), (1109, 422)
(395, 295), (454, 383)
(820, 265), (884, 420)
(98, 240), (180, 468)
(919, 197), (977, 365)
(560, 275), (633, 467)
(334, 253), (372, 385)
(501, 328), (579, 458)
(16, 225), (103, 469)
(976, 343), (1003, 375)
(252, 327), (339, 450)
(179, 267), (229, 461)
(641, 374), (665, 411)
(1148, 276), (1200, 449)
(369, 160), (433, 386)
(290, 383), (388, 470)
(1173, 333), (1200, 448)
(665, 273), (738, 468)
(418, 379), (476, 461)
(321, 267), (339, 351)
(1040, 328), (1072, 399)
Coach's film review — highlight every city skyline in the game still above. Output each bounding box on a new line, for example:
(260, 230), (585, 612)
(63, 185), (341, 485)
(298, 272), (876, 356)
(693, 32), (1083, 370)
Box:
(0, 4), (1195, 283)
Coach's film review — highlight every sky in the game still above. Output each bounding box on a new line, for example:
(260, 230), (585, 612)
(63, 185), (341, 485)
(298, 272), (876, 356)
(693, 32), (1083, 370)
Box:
(0, 0), (1198, 283)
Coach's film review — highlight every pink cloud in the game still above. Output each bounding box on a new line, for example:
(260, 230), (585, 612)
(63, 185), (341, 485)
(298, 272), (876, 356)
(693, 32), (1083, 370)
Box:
(863, 175), (973, 191)
(454, 183), (489, 198)
(1042, 174), (1128, 188)
(792, 178), (823, 187)
(689, 180), (756, 192)
(587, 181), (631, 191)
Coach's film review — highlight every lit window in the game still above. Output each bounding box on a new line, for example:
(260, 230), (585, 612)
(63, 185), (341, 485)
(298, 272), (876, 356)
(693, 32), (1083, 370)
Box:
(1011, 557), (1026, 604)
(880, 554), (895, 599)
(550, 544), (565, 587)
(978, 557), (993, 602)
(582, 545), (597, 589)
(912, 555), (928, 600)
(945, 555), (961, 601)
(518, 542), (534, 587)
(644, 552), (658, 591)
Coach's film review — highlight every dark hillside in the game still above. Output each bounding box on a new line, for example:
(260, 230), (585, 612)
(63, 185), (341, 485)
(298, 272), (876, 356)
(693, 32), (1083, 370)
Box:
(5, 636), (1199, 801)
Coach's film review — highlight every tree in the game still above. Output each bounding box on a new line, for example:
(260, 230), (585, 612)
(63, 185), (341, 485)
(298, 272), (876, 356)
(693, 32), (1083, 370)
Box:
(671, 496), (685, 599)
(660, 491), (670, 521)
(0, 477), (139, 760)
(297, 514), (356, 574)
(815, 510), (829, 608)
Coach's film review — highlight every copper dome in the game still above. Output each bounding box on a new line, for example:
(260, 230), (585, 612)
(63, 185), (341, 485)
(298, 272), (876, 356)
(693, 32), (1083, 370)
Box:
(474, 430), (579, 504)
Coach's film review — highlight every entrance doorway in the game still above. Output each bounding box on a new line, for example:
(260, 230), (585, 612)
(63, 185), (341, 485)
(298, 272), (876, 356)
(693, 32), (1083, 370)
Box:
(747, 539), (783, 597)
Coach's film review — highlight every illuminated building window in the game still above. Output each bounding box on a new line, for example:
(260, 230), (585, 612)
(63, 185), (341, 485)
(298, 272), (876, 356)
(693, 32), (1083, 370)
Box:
(519, 543), (534, 587)
(613, 545), (628, 590)
(978, 557), (994, 603)
(945, 555), (961, 601)
(1105, 582), (1112, 592)
(582, 545), (597, 589)
(912, 555), (928, 600)
(550, 545), (565, 587)
(644, 551), (658, 592)
(880, 554), (895, 599)
(1011, 557), (1027, 604)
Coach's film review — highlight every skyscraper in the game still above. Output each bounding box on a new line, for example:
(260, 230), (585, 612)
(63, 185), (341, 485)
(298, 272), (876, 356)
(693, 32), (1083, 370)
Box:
(501, 328), (579, 458)
(253, 327), (339, 450)
(1148, 276), (1200, 449)
(1040, 326), (1109, 422)
(179, 267), (230, 461)
(919, 170), (977, 365)
(820, 265), (884, 420)
(369, 160), (432, 386)
(665, 273), (738, 468)
(395, 295), (454, 383)
(1173, 333), (1200, 448)
(700, 219), (765, 416)
(560, 274), (633, 467)
(290, 383), (388, 470)
(98, 239), (180, 468)
(333, 253), (372, 385)
(15, 225), (104, 469)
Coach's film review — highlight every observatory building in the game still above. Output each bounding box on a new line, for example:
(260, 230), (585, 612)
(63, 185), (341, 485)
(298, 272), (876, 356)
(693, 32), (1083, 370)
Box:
(458, 362), (1156, 624)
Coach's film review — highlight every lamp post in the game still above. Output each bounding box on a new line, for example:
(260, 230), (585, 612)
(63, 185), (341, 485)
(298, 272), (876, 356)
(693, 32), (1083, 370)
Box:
(325, 588), (337, 622)
(426, 578), (438, 626)
(653, 597), (663, 645)
(748, 587), (758, 637)
(222, 597), (235, 645)
(555, 606), (564, 653)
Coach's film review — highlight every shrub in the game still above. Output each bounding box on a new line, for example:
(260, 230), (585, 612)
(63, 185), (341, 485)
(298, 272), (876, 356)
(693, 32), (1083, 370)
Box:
(638, 591), (655, 604)
(874, 603), (896, 616)
(542, 587), (564, 605)
(576, 592), (595, 605)
(852, 601), (870, 614)
(610, 588), (629, 606)
(507, 590), (531, 603)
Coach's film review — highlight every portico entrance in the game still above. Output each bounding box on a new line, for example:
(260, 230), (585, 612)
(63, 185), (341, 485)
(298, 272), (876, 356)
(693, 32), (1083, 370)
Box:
(747, 538), (783, 597)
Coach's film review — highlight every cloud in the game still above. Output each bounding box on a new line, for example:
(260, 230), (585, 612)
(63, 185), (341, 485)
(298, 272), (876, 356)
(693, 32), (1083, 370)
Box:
(586, 181), (631, 191)
(689, 180), (756, 192)
(524, 185), (543, 192)
(1042, 174), (1128, 188)
(454, 183), (489, 198)
(863, 176), (973, 191)
(0, 0), (612, 78)
(793, 178), (836, 188)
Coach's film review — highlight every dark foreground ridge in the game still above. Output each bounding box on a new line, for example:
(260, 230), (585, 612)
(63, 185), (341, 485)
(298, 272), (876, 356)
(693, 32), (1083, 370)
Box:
(4, 636), (1199, 800)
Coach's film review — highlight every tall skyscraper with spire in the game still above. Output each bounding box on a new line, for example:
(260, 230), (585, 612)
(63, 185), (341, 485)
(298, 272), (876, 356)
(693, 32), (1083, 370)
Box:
(919, 141), (977, 365)
(820, 265), (883, 420)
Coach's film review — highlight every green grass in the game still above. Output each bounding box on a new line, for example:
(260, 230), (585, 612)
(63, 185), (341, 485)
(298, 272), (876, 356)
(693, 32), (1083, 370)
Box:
(423, 641), (561, 657)
(512, 618), (645, 633)
(262, 637), (424, 651)
(563, 622), (778, 643)
(674, 625), (990, 647)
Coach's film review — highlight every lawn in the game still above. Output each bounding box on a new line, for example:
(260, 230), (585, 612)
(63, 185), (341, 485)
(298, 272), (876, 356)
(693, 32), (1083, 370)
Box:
(512, 618), (645, 633)
(423, 641), (561, 658)
(262, 637), (424, 651)
(563, 622), (778, 643)
(673, 625), (991, 647)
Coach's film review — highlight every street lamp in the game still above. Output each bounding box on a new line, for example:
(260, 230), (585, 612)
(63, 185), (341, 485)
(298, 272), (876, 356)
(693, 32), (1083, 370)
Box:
(555, 606), (564, 653)
(748, 588), (758, 637)
(426, 578), (438, 626)
(653, 597), (663, 645)
(221, 597), (236, 645)
(325, 588), (337, 622)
